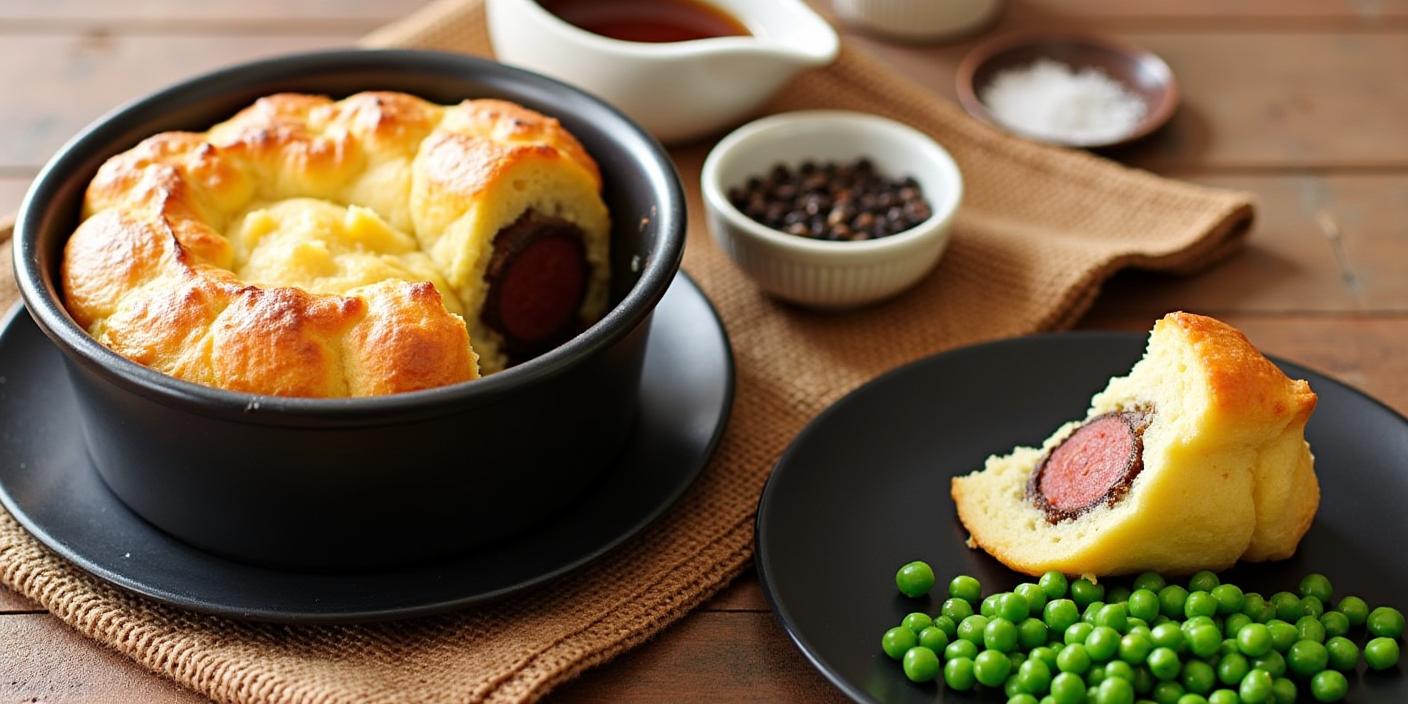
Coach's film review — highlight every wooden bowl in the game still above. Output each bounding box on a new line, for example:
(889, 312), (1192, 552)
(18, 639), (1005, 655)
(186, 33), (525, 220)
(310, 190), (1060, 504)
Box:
(955, 32), (1179, 149)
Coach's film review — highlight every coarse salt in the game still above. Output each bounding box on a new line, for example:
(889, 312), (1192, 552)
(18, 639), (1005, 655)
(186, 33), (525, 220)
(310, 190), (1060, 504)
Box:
(979, 58), (1147, 145)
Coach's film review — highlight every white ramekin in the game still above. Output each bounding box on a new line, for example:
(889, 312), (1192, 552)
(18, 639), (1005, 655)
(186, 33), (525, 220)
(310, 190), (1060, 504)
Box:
(833, 0), (1004, 42)
(701, 111), (963, 309)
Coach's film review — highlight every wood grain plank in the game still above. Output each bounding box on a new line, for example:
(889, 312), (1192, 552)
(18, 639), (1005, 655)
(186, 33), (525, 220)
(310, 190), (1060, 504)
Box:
(555, 611), (845, 703)
(1008, 0), (1408, 22)
(0, 34), (358, 170)
(0, 614), (208, 703)
(0, 176), (32, 219)
(0, 587), (43, 613)
(1099, 174), (1408, 313)
(0, 0), (424, 23)
(849, 32), (1408, 170)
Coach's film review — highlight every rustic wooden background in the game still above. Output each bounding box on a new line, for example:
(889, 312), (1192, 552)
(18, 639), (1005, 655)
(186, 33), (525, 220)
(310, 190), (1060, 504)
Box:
(1, 1), (1405, 701)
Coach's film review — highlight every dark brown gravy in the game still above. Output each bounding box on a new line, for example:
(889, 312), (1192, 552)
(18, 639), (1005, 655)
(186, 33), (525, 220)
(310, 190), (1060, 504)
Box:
(537, 0), (749, 43)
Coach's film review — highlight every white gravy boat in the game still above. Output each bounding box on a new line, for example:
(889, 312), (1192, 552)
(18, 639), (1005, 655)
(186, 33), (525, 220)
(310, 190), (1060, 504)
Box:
(486, 0), (839, 143)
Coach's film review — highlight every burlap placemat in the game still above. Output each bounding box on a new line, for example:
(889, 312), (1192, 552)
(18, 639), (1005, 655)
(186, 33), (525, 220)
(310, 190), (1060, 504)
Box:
(0, 2), (1253, 702)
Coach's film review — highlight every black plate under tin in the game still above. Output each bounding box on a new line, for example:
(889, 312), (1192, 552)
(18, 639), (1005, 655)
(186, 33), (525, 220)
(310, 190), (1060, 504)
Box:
(0, 273), (732, 623)
(757, 332), (1408, 703)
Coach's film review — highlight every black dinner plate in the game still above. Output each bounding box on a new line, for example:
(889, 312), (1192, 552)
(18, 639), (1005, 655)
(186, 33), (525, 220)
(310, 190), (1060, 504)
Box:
(0, 272), (733, 623)
(757, 331), (1408, 703)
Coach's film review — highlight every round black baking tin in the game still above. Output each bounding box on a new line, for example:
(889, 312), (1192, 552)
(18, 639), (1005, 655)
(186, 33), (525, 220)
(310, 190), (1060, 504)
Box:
(11, 50), (687, 569)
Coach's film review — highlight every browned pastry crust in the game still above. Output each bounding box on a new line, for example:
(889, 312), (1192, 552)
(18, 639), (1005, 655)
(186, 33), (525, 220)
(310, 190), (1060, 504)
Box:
(62, 92), (609, 397)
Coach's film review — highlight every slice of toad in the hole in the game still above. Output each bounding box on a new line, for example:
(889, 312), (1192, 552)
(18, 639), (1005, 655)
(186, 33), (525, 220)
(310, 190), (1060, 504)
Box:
(951, 312), (1319, 576)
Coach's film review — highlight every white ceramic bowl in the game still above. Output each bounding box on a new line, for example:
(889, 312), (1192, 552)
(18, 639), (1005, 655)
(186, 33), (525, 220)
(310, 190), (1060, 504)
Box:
(833, 0), (1004, 42)
(485, 0), (838, 144)
(701, 111), (963, 309)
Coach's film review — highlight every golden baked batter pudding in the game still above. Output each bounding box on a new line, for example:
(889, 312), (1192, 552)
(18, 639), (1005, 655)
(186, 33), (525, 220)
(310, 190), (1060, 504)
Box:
(61, 92), (611, 397)
(951, 313), (1319, 576)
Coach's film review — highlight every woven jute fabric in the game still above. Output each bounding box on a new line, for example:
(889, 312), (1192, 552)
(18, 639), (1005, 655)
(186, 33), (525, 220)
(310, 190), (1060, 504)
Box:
(0, 1), (1253, 702)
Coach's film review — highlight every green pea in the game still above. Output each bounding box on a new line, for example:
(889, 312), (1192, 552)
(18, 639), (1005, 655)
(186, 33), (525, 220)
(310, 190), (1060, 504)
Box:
(1108, 586), (1133, 606)
(1051, 671), (1086, 704)
(1089, 663), (1107, 685)
(1185, 624), (1220, 659)
(1016, 582), (1049, 612)
(1207, 690), (1238, 704)
(1242, 593), (1270, 622)
(1127, 617), (1149, 633)
(1010, 695), (1040, 704)
(918, 625), (949, 651)
(1041, 571), (1070, 600)
(1160, 586), (1190, 619)
(1267, 620), (1299, 653)
(958, 614), (990, 645)
(1219, 638), (1238, 658)
(1237, 623), (1273, 657)
(1067, 622), (1096, 646)
(1097, 604), (1130, 633)
(881, 626), (917, 660)
(942, 597), (974, 622)
(1182, 615), (1216, 634)
(1000, 592), (1033, 622)
(1210, 584), (1244, 616)
(1152, 680), (1184, 704)
(1368, 606), (1405, 638)
(1301, 595), (1325, 619)
(946, 638), (978, 661)
(1298, 573), (1333, 603)
(944, 656), (976, 690)
(1178, 695), (1210, 704)
(1324, 636), (1358, 671)
(1270, 592), (1302, 622)
(1014, 618), (1048, 650)
(902, 646), (940, 682)
(1030, 645), (1058, 667)
(1287, 640), (1329, 677)
(1271, 677), (1297, 704)
(1072, 578), (1105, 609)
(975, 648), (1013, 687)
(985, 617), (1020, 653)
(1150, 622), (1186, 652)
(1057, 642), (1093, 675)
(1319, 610), (1349, 639)
(933, 614), (958, 638)
(901, 611), (932, 633)
(1148, 647), (1181, 681)
(1224, 613), (1252, 638)
(1085, 601), (1108, 625)
(1128, 624), (1153, 641)
(1364, 636), (1400, 670)
(1297, 615), (1327, 644)
(1105, 659), (1135, 682)
(1016, 657), (1054, 694)
(949, 574), (982, 604)
(1216, 652), (1249, 686)
(1098, 676), (1136, 704)
(1185, 592), (1219, 620)
(1334, 596), (1368, 627)
(1087, 626), (1121, 661)
(1239, 668), (1274, 704)
(1188, 571), (1220, 593)
(1308, 669), (1347, 702)
(1180, 659), (1215, 695)
(1007, 675), (1027, 699)
(1121, 632), (1154, 664)
(1133, 572), (1166, 594)
(895, 561), (935, 598)
(1252, 650), (1287, 678)
(983, 593), (1003, 618)
(1045, 599), (1081, 632)
(1126, 589), (1160, 623)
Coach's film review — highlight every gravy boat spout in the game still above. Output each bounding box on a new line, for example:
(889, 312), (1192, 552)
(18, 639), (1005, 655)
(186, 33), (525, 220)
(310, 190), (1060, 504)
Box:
(487, 0), (840, 143)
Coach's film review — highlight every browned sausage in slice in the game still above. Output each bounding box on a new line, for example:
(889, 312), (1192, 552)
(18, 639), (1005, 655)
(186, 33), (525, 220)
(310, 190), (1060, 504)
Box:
(1028, 411), (1150, 523)
(481, 210), (589, 361)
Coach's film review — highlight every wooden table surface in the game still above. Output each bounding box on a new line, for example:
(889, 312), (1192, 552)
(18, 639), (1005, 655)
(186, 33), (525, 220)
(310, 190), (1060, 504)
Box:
(2, 1), (1406, 701)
